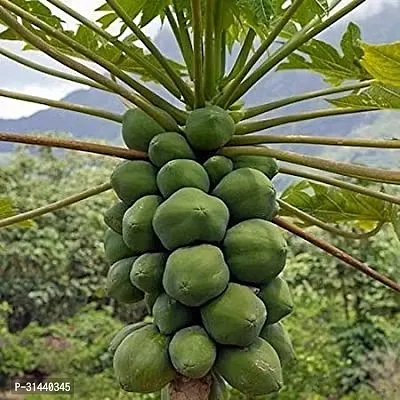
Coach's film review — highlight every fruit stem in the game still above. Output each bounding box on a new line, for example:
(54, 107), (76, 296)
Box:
(278, 199), (385, 239)
(242, 80), (374, 120)
(273, 216), (400, 293)
(0, 7), (179, 131)
(0, 0), (186, 124)
(191, 0), (206, 108)
(0, 46), (108, 92)
(234, 107), (378, 135)
(219, 146), (400, 184)
(0, 132), (147, 160)
(0, 183), (112, 229)
(0, 88), (123, 123)
(278, 166), (400, 206)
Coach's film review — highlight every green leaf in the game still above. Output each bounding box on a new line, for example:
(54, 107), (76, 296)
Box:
(392, 211), (400, 241)
(0, 198), (34, 229)
(328, 83), (400, 110)
(293, 0), (329, 27)
(280, 180), (393, 228)
(361, 42), (400, 88)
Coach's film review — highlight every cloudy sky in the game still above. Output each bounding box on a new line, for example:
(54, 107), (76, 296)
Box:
(0, 0), (397, 119)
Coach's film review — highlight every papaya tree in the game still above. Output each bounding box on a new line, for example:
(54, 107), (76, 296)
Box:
(0, 0), (400, 399)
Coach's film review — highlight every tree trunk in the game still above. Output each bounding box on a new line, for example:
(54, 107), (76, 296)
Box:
(169, 374), (212, 400)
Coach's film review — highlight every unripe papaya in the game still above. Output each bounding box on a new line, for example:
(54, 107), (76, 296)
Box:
(260, 322), (296, 366)
(122, 108), (165, 151)
(169, 326), (216, 378)
(104, 201), (129, 234)
(153, 293), (196, 335)
(259, 276), (293, 324)
(144, 290), (161, 316)
(130, 252), (167, 293)
(215, 337), (283, 396)
(149, 132), (195, 167)
(230, 155), (279, 179)
(184, 105), (235, 150)
(157, 159), (210, 198)
(106, 257), (144, 303)
(109, 322), (150, 355)
(104, 228), (134, 265)
(113, 324), (176, 393)
(122, 195), (162, 254)
(201, 283), (266, 347)
(111, 161), (158, 206)
(152, 188), (229, 250)
(223, 219), (288, 284)
(210, 372), (228, 400)
(203, 156), (233, 188)
(163, 245), (229, 307)
(212, 168), (276, 222)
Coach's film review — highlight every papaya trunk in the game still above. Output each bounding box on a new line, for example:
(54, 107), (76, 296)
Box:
(169, 375), (212, 400)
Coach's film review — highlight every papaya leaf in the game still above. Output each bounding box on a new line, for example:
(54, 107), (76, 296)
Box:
(293, 0), (329, 27)
(361, 42), (400, 88)
(328, 83), (400, 110)
(0, 197), (34, 229)
(280, 180), (393, 229)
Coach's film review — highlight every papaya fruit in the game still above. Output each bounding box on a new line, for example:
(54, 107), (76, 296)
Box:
(223, 219), (288, 284)
(215, 337), (283, 396)
(122, 195), (162, 254)
(210, 372), (228, 400)
(152, 188), (230, 250)
(130, 252), (167, 293)
(104, 228), (134, 265)
(113, 324), (176, 393)
(212, 168), (276, 222)
(163, 245), (230, 307)
(106, 257), (144, 303)
(230, 155), (279, 179)
(260, 322), (296, 366)
(184, 105), (235, 150)
(153, 293), (196, 335)
(169, 326), (216, 378)
(144, 290), (161, 316)
(149, 132), (196, 167)
(203, 156), (233, 188)
(109, 322), (150, 355)
(259, 276), (293, 324)
(104, 201), (128, 234)
(122, 108), (165, 151)
(157, 159), (210, 198)
(201, 283), (266, 346)
(111, 161), (158, 206)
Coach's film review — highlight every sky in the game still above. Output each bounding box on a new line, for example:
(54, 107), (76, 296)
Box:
(0, 0), (398, 119)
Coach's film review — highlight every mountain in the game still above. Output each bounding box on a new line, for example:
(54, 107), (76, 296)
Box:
(1, 3), (400, 160)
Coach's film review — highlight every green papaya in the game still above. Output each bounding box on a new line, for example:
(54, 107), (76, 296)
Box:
(113, 324), (176, 393)
(212, 168), (276, 222)
(223, 219), (288, 284)
(152, 188), (230, 250)
(122, 195), (162, 254)
(111, 160), (158, 206)
(215, 337), (283, 396)
(109, 322), (150, 355)
(153, 293), (196, 335)
(163, 245), (230, 307)
(149, 132), (196, 167)
(210, 372), (228, 400)
(122, 108), (165, 151)
(201, 283), (266, 347)
(259, 276), (293, 324)
(130, 252), (167, 293)
(203, 156), (233, 188)
(104, 201), (129, 234)
(157, 159), (210, 198)
(106, 257), (144, 303)
(104, 228), (134, 265)
(169, 326), (216, 378)
(144, 291), (161, 316)
(260, 322), (296, 366)
(184, 106), (235, 150)
(230, 155), (279, 179)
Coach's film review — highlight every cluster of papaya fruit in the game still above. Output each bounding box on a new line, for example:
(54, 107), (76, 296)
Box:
(103, 105), (295, 398)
